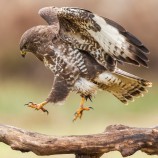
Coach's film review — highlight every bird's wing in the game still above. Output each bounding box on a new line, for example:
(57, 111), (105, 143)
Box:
(43, 52), (80, 103)
(39, 7), (149, 70)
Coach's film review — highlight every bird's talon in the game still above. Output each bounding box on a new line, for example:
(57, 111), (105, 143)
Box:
(73, 106), (92, 121)
(24, 101), (48, 114)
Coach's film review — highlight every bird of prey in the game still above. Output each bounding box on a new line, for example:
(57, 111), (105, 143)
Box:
(20, 6), (152, 121)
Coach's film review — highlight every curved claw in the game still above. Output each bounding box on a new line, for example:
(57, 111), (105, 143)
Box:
(88, 107), (94, 110)
(24, 102), (33, 106)
(41, 107), (49, 115)
(74, 111), (79, 115)
(85, 95), (93, 102)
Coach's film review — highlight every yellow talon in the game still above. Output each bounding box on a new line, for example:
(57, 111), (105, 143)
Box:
(25, 101), (49, 114)
(73, 97), (93, 121)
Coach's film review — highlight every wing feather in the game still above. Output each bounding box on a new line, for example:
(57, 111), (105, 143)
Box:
(39, 7), (149, 70)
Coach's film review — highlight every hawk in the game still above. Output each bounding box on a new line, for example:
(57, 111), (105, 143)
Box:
(19, 6), (152, 121)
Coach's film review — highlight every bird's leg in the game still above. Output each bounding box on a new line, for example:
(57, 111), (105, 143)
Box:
(25, 101), (49, 114)
(73, 97), (93, 121)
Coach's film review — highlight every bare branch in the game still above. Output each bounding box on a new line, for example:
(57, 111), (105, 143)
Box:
(0, 124), (158, 157)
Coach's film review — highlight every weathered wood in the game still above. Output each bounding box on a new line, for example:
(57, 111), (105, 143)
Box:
(1, 124), (158, 157)
(75, 153), (103, 158)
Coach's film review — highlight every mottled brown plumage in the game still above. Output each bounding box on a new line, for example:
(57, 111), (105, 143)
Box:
(19, 6), (152, 120)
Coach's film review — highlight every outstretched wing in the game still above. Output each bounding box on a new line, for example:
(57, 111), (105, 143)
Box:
(39, 7), (149, 71)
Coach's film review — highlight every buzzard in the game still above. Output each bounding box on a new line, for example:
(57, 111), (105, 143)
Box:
(20, 7), (152, 121)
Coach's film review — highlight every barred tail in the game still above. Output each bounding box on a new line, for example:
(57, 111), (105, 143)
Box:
(94, 68), (152, 104)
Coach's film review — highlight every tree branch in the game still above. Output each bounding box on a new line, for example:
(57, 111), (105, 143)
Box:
(0, 124), (158, 157)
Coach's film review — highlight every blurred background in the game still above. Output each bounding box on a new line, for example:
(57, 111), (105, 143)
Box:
(0, 0), (157, 158)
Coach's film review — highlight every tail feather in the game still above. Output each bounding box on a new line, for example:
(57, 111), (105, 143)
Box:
(94, 68), (152, 104)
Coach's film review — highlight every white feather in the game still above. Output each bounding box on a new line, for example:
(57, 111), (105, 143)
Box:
(74, 77), (97, 95)
(88, 15), (128, 55)
(95, 71), (120, 86)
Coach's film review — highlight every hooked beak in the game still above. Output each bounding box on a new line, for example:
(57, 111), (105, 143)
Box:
(20, 51), (27, 58)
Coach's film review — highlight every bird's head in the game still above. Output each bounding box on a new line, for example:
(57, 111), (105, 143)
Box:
(20, 27), (37, 58)
(20, 25), (53, 58)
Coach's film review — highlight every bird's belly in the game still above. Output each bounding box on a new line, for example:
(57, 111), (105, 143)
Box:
(73, 77), (98, 96)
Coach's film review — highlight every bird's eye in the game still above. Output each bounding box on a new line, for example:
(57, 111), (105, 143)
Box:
(23, 45), (27, 50)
